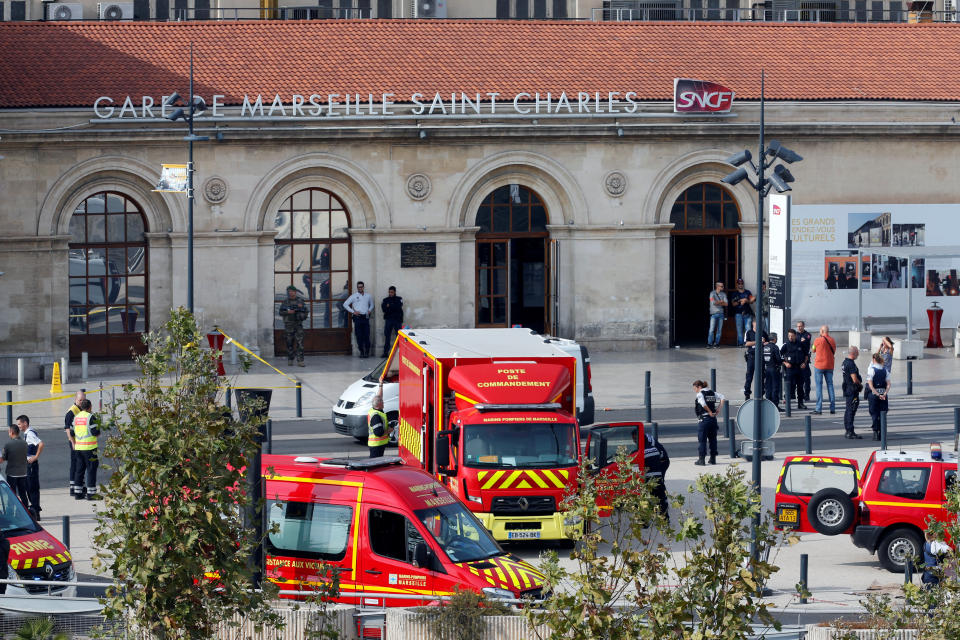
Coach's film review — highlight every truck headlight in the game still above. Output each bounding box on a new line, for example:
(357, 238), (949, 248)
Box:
(356, 391), (375, 406)
(563, 515), (582, 527)
(482, 587), (515, 600)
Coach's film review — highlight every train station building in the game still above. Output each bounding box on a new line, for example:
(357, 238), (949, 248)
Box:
(1, 20), (959, 369)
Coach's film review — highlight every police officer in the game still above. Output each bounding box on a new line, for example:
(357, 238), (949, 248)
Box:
(642, 431), (670, 522)
(71, 399), (101, 500)
(278, 285), (309, 367)
(367, 394), (390, 458)
(692, 380), (724, 466)
(841, 346), (864, 439)
(795, 321), (813, 402)
(743, 319), (768, 400)
(762, 333), (783, 410)
(780, 329), (807, 410)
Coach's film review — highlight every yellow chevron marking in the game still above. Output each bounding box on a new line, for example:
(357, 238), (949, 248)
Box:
(478, 471), (488, 482)
(23, 559), (32, 570)
(10, 560), (18, 570)
(500, 561), (521, 588)
(494, 567), (507, 582)
(486, 575), (496, 585)
(558, 469), (570, 480)
(482, 471), (506, 490)
(541, 470), (566, 488)
(501, 470), (523, 489)
(516, 480), (532, 489)
(526, 471), (549, 489)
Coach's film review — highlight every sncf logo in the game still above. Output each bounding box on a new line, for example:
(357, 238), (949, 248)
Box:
(773, 204), (782, 216)
(673, 78), (735, 113)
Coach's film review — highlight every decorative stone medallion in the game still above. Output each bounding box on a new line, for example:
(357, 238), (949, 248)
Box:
(406, 173), (431, 201)
(203, 176), (228, 204)
(604, 171), (627, 198)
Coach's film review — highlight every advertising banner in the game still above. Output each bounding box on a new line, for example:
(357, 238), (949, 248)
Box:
(790, 204), (960, 331)
(768, 194), (791, 345)
(154, 164), (188, 193)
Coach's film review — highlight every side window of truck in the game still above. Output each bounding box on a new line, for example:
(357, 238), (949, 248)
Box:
(946, 470), (957, 494)
(369, 509), (425, 565)
(876, 467), (930, 501)
(266, 500), (352, 561)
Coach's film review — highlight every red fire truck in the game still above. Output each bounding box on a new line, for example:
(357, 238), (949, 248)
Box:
(383, 328), (629, 542)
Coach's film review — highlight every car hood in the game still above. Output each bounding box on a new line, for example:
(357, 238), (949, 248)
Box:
(7, 529), (71, 572)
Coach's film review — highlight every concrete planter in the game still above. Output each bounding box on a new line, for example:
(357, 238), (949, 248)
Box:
(805, 625), (917, 640)
(385, 607), (550, 640)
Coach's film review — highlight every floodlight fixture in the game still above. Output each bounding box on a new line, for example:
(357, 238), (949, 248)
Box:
(773, 163), (795, 183)
(721, 167), (750, 187)
(166, 108), (185, 122)
(768, 171), (792, 193)
(726, 149), (753, 167)
(163, 92), (181, 107)
(766, 139), (803, 164)
(192, 96), (206, 114)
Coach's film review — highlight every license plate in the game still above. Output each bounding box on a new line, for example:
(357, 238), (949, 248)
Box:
(507, 531), (541, 540)
(334, 417), (344, 425)
(778, 508), (798, 524)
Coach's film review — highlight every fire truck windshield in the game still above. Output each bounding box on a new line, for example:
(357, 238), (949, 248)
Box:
(415, 503), (503, 563)
(463, 423), (578, 469)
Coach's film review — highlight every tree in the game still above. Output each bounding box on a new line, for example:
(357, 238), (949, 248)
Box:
(92, 308), (281, 640)
(525, 451), (795, 639)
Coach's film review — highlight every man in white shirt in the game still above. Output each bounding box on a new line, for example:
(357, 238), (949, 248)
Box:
(343, 281), (375, 358)
(16, 415), (42, 519)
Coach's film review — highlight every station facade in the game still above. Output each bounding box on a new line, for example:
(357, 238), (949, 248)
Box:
(1, 20), (959, 366)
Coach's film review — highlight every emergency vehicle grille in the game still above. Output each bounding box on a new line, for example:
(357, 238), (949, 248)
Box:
(333, 420), (352, 436)
(491, 496), (555, 515)
(522, 587), (544, 600)
(15, 560), (72, 594)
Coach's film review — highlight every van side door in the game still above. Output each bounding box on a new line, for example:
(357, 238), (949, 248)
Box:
(361, 506), (440, 607)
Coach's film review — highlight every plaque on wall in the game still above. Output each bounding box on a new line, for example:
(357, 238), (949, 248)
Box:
(401, 242), (437, 268)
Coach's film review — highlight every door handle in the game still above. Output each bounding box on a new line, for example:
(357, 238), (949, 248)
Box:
(365, 569), (383, 575)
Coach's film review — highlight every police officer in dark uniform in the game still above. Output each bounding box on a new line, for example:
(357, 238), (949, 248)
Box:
(693, 380), (724, 466)
(780, 329), (807, 410)
(642, 431), (670, 522)
(841, 346), (864, 439)
(795, 321), (813, 402)
(762, 333), (783, 410)
(743, 319), (768, 400)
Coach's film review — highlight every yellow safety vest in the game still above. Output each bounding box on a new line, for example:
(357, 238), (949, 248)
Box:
(367, 409), (389, 448)
(73, 411), (98, 451)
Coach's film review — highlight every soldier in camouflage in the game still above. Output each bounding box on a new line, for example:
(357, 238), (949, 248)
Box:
(279, 285), (308, 366)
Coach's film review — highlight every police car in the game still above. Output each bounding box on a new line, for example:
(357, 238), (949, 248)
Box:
(775, 443), (957, 572)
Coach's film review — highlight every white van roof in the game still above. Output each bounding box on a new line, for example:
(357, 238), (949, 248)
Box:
(400, 328), (570, 360)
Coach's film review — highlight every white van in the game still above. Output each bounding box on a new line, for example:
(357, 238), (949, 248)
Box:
(543, 336), (595, 425)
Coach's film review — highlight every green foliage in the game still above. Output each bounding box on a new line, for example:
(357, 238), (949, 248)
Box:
(295, 564), (343, 640)
(92, 308), (281, 640)
(524, 450), (795, 639)
(414, 585), (514, 640)
(12, 618), (68, 640)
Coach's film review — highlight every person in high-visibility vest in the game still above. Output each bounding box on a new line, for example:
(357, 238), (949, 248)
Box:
(63, 390), (85, 497)
(70, 399), (101, 501)
(367, 395), (389, 458)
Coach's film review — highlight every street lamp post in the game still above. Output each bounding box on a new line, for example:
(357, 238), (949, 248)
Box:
(164, 42), (209, 313)
(721, 71), (802, 563)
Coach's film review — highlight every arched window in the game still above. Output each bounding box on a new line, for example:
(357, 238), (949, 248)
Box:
(68, 191), (149, 358)
(669, 183), (740, 231)
(273, 188), (352, 354)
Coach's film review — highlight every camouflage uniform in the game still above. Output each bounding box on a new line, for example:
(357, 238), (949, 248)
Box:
(279, 295), (308, 365)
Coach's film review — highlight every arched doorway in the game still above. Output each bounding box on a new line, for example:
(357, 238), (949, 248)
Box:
(474, 184), (549, 333)
(68, 191), (149, 359)
(669, 182), (742, 346)
(273, 187), (352, 355)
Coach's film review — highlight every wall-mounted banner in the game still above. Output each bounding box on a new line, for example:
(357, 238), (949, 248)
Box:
(673, 78), (735, 113)
(154, 164), (188, 193)
(790, 204), (960, 330)
(768, 194), (791, 345)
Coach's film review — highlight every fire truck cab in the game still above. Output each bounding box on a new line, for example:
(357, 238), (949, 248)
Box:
(262, 455), (545, 605)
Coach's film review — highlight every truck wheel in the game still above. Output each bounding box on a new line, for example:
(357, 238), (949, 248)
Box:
(387, 413), (399, 445)
(878, 527), (922, 573)
(806, 488), (855, 536)
(353, 436), (366, 444)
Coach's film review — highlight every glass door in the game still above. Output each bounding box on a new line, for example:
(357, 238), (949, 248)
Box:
(476, 240), (509, 327)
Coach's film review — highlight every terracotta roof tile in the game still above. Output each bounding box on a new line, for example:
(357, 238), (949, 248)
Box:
(2, 20), (960, 108)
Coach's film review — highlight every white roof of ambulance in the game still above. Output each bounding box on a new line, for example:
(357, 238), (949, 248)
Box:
(399, 328), (570, 359)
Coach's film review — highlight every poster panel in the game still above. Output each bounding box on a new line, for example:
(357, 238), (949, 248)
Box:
(768, 194), (790, 344)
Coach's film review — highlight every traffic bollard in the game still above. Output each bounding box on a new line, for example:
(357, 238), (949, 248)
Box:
(99, 381), (103, 412)
(645, 386), (652, 424)
(226, 386), (232, 410)
(805, 415), (812, 454)
(5, 390), (12, 426)
(266, 419), (273, 455)
(296, 382), (303, 418)
(722, 402), (730, 438)
(954, 408), (959, 451)
(645, 370), (651, 390)
(729, 419), (737, 458)
(231, 343), (238, 366)
(881, 411), (888, 451)
(61, 357), (69, 385)
(710, 368), (717, 392)
(906, 361), (913, 396)
(81, 351), (88, 381)
(111, 388), (116, 414)
(799, 554), (809, 604)
(904, 558), (913, 584)
(16, 359), (24, 387)
(651, 422), (659, 443)
(62, 515), (70, 551)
